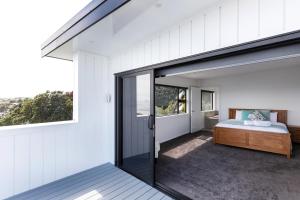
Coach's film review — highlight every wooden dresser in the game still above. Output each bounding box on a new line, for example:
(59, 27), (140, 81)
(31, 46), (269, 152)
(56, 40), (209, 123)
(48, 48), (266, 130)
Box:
(288, 126), (300, 143)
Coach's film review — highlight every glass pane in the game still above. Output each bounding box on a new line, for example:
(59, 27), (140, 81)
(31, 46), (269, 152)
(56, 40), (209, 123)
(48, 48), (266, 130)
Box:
(136, 74), (150, 116)
(155, 86), (178, 117)
(179, 102), (186, 113)
(122, 73), (153, 185)
(179, 89), (186, 100)
(202, 91), (213, 111)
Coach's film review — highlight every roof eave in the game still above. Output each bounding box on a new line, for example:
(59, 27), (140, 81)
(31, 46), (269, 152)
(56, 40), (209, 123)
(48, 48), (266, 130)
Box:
(41, 0), (130, 58)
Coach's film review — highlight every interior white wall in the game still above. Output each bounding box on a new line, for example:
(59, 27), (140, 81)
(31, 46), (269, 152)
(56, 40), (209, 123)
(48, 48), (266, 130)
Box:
(156, 76), (198, 88)
(155, 114), (190, 143)
(0, 51), (111, 199)
(199, 66), (300, 126)
(190, 86), (220, 132)
(155, 76), (198, 143)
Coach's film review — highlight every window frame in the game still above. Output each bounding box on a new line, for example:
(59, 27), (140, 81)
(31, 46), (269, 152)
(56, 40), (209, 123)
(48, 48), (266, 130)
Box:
(155, 84), (187, 116)
(201, 90), (214, 111)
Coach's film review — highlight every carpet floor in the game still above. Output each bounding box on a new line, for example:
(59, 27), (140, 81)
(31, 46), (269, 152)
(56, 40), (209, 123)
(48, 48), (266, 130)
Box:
(156, 131), (300, 200)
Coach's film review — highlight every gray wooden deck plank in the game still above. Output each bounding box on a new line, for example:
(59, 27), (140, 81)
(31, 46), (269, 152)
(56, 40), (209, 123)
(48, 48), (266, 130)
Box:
(63, 172), (131, 200)
(62, 172), (129, 200)
(101, 179), (141, 200)
(148, 192), (165, 200)
(39, 167), (119, 200)
(111, 182), (147, 200)
(124, 185), (152, 200)
(6, 163), (171, 200)
(49, 170), (126, 200)
(161, 196), (173, 200)
(7, 163), (112, 200)
(135, 188), (159, 200)
(85, 175), (138, 200)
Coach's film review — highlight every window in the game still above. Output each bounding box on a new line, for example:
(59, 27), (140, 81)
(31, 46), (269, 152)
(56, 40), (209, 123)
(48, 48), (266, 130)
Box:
(155, 84), (187, 117)
(201, 90), (214, 111)
(0, 59), (74, 127)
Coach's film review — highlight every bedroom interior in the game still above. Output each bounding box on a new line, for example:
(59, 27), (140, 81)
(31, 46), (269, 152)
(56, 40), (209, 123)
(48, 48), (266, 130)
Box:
(154, 57), (300, 199)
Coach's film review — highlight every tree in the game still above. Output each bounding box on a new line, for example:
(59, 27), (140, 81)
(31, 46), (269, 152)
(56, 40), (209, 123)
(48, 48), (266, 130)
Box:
(0, 91), (73, 126)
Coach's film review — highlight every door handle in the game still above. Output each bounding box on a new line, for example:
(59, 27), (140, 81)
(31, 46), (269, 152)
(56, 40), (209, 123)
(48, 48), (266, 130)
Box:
(148, 114), (154, 130)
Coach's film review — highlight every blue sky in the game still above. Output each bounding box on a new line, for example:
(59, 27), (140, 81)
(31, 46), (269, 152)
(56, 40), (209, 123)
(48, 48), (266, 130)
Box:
(0, 0), (91, 98)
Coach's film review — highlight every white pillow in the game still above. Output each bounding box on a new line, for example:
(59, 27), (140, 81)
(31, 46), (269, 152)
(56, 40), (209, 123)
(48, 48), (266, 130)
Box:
(270, 112), (278, 122)
(244, 120), (254, 126)
(254, 120), (272, 127)
(244, 120), (272, 127)
(235, 110), (242, 120)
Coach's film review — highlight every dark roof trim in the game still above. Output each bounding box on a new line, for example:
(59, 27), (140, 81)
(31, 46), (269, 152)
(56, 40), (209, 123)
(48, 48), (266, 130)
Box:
(41, 0), (130, 57)
(115, 29), (300, 77)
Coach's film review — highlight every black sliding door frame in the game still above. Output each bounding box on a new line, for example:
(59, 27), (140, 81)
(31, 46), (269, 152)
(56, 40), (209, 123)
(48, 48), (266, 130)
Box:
(115, 69), (155, 186)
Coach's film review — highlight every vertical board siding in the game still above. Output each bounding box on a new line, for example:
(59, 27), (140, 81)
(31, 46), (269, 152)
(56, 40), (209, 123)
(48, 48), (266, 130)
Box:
(151, 35), (160, 64)
(204, 6), (221, 51)
(14, 134), (30, 194)
(43, 131), (56, 184)
(169, 26), (180, 60)
(0, 52), (109, 199)
(55, 131), (68, 180)
(159, 31), (170, 62)
(191, 14), (205, 54)
(30, 132), (44, 189)
(180, 20), (192, 57)
(0, 136), (14, 198)
(260, 0), (284, 37)
(145, 41), (152, 66)
(285, 0), (300, 32)
(137, 44), (145, 68)
(220, 0), (238, 47)
(111, 0), (300, 73)
(238, 0), (260, 43)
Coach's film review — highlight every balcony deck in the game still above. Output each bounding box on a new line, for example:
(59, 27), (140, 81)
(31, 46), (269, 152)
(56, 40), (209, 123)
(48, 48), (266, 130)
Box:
(6, 163), (172, 200)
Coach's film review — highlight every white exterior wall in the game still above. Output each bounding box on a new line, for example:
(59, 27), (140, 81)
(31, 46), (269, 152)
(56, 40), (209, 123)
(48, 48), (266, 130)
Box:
(2, 0), (300, 198)
(0, 52), (111, 199)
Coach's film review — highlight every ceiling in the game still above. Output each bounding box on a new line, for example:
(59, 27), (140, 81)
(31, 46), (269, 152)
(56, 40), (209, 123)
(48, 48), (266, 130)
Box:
(48, 0), (219, 60)
(175, 55), (300, 80)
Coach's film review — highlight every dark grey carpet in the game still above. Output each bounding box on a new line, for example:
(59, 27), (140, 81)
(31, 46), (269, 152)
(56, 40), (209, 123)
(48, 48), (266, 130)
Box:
(156, 131), (300, 200)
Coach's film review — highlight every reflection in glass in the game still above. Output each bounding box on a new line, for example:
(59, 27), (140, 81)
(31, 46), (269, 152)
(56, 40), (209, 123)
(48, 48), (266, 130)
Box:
(136, 74), (150, 116)
(201, 90), (214, 111)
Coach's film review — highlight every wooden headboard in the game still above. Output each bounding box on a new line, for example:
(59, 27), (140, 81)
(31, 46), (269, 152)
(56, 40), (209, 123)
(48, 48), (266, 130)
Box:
(229, 108), (288, 124)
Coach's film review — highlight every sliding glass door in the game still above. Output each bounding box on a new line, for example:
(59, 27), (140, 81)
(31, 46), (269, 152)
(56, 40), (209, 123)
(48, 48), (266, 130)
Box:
(116, 70), (155, 185)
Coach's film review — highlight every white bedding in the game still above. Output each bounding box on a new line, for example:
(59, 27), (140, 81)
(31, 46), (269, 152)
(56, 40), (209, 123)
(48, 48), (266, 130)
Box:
(215, 119), (289, 134)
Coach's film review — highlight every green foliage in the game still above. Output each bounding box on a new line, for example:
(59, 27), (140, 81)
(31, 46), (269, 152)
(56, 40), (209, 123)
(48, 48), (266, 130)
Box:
(0, 91), (73, 126)
(155, 85), (187, 117)
(155, 86), (178, 108)
(155, 100), (177, 117)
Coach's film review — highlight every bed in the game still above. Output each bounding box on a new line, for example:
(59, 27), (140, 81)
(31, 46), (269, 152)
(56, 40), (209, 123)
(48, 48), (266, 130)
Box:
(213, 108), (292, 159)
